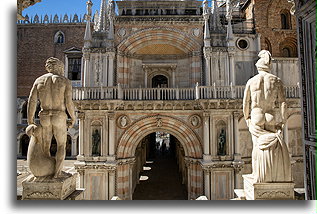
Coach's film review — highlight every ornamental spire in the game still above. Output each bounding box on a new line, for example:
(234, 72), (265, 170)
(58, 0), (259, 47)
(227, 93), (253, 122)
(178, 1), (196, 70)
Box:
(96, 0), (107, 32)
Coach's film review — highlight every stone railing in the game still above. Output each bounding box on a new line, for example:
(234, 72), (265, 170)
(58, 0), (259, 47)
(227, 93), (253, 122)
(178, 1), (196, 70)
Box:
(73, 85), (300, 101)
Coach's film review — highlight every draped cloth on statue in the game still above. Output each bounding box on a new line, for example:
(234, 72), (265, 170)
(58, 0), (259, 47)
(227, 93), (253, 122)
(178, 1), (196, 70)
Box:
(249, 121), (292, 183)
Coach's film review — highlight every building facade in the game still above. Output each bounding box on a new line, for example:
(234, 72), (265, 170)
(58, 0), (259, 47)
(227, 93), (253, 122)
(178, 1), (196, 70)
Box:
(17, 0), (304, 200)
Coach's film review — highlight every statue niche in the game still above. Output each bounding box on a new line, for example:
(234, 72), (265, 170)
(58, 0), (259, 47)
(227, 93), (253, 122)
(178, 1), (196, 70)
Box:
(91, 121), (102, 156)
(217, 129), (226, 156)
(216, 120), (227, 156)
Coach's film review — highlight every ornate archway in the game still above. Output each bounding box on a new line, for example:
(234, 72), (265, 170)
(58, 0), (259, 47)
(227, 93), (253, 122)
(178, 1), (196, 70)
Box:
(116, 115), (203, 200)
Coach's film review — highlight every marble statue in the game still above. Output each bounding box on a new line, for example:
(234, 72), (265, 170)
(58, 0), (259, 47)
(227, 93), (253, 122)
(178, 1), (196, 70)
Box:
(243, 50), (291, 183)
(92, 129), (101, 156)
(217, 129), (226, 156)
(27, 57), (76, 178)
(26, 124), (56, 177)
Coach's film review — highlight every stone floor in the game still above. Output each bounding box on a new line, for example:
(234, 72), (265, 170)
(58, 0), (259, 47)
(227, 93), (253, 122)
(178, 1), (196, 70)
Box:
(132, 152), (187, 200)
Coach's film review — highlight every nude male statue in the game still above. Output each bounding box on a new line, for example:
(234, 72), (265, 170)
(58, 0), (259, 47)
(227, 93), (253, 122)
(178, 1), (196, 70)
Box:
(27, 57), (76, 178)
(243, 50), (291, 183)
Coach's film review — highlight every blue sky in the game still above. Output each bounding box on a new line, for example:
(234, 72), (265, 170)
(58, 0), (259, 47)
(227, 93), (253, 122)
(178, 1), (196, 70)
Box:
(23, 0), (102, 17)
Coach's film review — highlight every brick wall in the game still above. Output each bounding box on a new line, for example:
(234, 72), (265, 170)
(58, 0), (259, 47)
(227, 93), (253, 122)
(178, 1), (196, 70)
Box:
(17, 24), (85, 97)
(253, 0), (297, 57)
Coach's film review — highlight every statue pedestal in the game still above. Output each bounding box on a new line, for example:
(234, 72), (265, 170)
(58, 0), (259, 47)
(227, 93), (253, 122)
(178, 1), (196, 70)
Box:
(242, 174), (295, 200)
(22, 172), (84, 200)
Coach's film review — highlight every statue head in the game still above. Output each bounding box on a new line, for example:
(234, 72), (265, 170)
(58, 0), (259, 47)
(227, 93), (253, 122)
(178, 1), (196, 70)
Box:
(45, 57), (64, 75)
(255, 50), (273, 72)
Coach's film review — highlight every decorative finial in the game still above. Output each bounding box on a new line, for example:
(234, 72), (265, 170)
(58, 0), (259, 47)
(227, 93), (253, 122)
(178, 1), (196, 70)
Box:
(86, 0), (93, 20)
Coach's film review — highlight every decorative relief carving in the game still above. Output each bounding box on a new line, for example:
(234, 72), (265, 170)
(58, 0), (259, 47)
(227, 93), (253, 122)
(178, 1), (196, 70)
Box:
(256, 190), (290, 199)
(117, 28), (126, 37)
(188, 115), (201, 128)
(192, 28), (201, 37)
(117, 115), (130, 128)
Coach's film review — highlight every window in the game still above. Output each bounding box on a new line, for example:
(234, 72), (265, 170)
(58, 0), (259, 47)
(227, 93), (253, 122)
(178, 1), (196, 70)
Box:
(68, 57), (82, 80)
(282, 47), (291, 57)
(236, 38), (249, 50)
(54, 31), (65, 44)
(281, 11), (291, 29)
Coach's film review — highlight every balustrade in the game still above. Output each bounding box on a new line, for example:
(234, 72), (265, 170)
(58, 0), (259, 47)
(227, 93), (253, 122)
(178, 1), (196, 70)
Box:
(73, 85), (300, 101)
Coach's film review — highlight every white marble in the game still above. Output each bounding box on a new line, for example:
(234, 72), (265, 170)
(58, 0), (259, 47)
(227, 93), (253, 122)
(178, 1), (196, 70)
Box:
(243, 50), (292, 183)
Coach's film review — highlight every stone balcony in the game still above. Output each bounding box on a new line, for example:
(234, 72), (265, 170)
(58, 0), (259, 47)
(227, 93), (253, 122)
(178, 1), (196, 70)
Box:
(72, 85), (300, 101)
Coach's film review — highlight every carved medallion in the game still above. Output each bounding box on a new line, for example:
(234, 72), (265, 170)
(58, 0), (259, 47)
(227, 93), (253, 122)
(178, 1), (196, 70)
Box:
(117, 115), (130, 128)
(188, 115), (201, 128)
(192, 28), (201, 37)
(117, 28), (126, 37)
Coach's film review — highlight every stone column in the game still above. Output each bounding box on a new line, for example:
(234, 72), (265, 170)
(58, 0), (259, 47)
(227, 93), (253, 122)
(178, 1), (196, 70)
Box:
(204, 55), (211, 86)
(203, 112), (211, 161)
(209, 115), (217, 159)
(77, 112), (85, 159)
(71, 137), (77, 156)
(108, 52), (115, 87)
(144, 67), (148, 88)
(228, 51), (235, 85)
(108, 112), (116, 161)
(232, 112), (243, 188)
(103, 53), (108, 86)
(233, 112), (241, 159)
(102, 114), (108, 157)
(203, 167), (211, 199)
(83, 51), (91, 87)
(108, 168), (116, 199)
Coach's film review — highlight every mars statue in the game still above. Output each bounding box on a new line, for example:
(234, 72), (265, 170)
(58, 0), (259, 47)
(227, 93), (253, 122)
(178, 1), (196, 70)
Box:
(27, 57), (76, 178)
(243, 50), (292, 183)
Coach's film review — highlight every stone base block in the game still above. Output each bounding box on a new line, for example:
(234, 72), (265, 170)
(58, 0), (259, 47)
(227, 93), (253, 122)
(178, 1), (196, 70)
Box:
(243, 174), (295, 200)
(22, 172), (77, 200)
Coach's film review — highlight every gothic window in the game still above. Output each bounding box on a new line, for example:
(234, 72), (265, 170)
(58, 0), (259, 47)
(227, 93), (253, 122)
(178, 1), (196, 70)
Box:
(21, 102), (28, 119)
(68, 57), (82, 80)
(20, 134), (30, 157)
(281, 11), (291, 29)
(54, 31), (65, 44)
(282, 47), (291, 57)
(264, 38), (272, 53)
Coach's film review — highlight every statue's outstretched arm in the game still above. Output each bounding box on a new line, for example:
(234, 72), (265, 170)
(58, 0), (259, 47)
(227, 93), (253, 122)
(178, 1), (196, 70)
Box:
(27, 83), (38, 125)
(65, 80), (76, 128)
(243, 83), (251, 126)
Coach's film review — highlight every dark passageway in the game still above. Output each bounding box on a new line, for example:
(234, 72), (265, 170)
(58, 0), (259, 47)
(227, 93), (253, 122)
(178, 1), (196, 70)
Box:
(133, 133), (187, 200)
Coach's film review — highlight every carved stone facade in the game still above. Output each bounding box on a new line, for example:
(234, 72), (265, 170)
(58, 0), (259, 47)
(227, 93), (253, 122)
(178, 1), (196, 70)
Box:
(17, 0), (305, 200)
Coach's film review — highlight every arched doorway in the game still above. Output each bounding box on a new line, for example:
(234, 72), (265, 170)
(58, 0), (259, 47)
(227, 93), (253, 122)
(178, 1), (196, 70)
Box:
(152, 75), (168, 88)
(20, 134), (30, 157)
(116, 115), (203, 200)
(132, 132), (187, 200)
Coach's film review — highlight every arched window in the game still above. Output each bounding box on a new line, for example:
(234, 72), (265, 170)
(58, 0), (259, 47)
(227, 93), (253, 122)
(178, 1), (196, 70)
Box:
(281, 10), (291, 29)
(264, 38), (272, 54)
(20, 134), (30, 157)
(21, 102), (28, 119)
(282, 47), (291, 57)
(54, 31), (65, 44)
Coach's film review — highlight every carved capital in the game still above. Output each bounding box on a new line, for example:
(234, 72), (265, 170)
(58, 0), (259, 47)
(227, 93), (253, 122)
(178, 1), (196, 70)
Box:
(107, 111), (115, 120)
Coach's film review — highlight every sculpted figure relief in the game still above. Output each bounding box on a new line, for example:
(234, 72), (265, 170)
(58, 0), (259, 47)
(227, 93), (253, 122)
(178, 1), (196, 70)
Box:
(243, 50), (291, 183)
(27, 57), (76, 178)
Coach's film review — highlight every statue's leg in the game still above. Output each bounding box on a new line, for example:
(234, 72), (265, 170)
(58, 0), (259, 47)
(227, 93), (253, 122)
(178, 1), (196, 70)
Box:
(39, 114), (53, 157)
(52, 113), (67, 178)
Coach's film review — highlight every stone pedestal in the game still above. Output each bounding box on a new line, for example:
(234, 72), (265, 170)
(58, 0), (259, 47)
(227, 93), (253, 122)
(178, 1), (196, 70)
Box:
(242, 174), (295, 200)
(22, 172), (83, 200)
